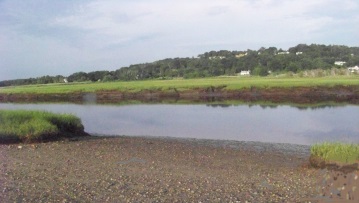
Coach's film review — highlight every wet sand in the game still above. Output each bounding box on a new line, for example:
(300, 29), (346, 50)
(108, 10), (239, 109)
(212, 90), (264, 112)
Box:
(0, 136), (326, 202)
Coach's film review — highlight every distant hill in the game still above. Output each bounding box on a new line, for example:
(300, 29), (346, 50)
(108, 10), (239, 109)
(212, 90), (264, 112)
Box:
(1, 44), (359, 87)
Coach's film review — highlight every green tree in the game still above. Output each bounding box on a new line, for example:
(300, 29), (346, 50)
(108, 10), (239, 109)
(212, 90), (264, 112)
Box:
(68, 72), (88, 82)
(253, 66), (269, 76)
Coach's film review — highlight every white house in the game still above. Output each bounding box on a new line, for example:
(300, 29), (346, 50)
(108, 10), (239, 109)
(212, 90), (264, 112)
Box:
(334, 61), (346, 66)
(240, 70), (250, 76)
(235, 53), (246, 58)
(277, 51), (289, 55)
(296, 52), (303, 55)
(209, 56), (226, 60)
(348, 66), (359, 73)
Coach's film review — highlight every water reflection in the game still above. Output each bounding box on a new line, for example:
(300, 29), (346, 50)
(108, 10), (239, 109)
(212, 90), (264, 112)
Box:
(0, 103), (358, 145)
(206, 104), (231, 108)
(206, 103), (345, 111)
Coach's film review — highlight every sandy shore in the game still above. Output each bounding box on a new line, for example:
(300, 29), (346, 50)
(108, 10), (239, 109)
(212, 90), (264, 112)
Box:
(0, 135), (346, 202)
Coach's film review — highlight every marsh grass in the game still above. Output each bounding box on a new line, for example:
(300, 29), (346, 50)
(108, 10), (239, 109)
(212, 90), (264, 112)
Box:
(1, 75), (359, 94)
(0, 110), (85, 143)
(311, 142), (359, 164)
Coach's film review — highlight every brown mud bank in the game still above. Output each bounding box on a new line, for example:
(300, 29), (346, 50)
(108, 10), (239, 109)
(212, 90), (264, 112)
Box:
(1, 85), (359, 104)
(308, 155), (359, 202)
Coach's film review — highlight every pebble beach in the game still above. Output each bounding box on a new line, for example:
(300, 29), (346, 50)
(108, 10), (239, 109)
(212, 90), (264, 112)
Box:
(0, 135), (324, 202)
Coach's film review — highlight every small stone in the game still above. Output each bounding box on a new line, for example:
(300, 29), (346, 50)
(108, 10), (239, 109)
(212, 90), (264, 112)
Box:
(18, 146), (22, 149)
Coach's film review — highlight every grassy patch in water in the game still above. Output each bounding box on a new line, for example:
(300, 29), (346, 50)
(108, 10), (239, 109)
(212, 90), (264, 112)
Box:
(311, 142), (359, 164)
(0, 110), (86, 143)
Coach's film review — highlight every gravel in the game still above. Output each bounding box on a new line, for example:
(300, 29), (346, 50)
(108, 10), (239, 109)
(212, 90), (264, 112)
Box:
(0, 135), (321, 202)
(154, 136), (311, 156)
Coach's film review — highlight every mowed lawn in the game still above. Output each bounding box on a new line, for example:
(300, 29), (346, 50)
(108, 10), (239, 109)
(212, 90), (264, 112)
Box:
(1, 76), (359, 94)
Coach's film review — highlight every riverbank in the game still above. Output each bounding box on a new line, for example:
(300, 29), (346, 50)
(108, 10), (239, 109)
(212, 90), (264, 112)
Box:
(1, 76), (359, 104)
(1, 85), (359, 104)
(0, 135), (323, 202)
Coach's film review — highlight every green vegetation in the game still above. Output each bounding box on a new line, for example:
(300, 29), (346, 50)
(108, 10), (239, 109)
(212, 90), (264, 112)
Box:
(0, 110), (86, 143)
(1, 44), (359, 87)
(311, 142), (359, 164)
(1, 75), (359, 95)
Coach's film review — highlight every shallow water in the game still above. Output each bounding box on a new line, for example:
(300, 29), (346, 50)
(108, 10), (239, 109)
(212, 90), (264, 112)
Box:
(1, 103), (358, 145)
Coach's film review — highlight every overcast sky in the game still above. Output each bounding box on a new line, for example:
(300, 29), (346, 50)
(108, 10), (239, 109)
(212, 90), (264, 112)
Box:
(0, 0), (358, 81)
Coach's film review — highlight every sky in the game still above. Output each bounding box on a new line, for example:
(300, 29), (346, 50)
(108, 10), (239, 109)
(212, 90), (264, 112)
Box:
(0, 0), (358, 81)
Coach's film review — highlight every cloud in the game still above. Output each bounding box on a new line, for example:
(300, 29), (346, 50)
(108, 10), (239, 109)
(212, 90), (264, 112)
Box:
(0, 0), (358, 80)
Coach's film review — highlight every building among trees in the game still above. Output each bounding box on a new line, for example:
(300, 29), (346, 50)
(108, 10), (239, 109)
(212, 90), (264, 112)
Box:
(348, 66), (359, 73)
(1, 44), (359, 87)
(334, 61), (346, 66)
(240, 70), (250, 76)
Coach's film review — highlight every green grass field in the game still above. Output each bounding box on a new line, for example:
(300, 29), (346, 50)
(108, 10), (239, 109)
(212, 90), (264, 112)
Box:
(0, 110), (85, 142)
(1, 76), (359, 94)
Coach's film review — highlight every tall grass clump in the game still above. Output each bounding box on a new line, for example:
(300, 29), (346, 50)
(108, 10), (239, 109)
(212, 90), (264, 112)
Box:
(311, 142), (359, 164)
(0, 110), (86, 143)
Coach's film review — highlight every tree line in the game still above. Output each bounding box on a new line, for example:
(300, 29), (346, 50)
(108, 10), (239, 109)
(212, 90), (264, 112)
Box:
(1, 44), (359, 87)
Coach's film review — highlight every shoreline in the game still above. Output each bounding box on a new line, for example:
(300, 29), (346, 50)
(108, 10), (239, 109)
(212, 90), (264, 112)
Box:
(1, 85), (359, 104)
(1, 133), (312, 157)
(91, 134), (312, 156)
(1, 135), (359, 202)
(0, 135), (317, 202)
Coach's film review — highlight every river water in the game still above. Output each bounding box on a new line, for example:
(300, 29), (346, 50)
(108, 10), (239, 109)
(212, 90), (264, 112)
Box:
(0, 103), (358, 145)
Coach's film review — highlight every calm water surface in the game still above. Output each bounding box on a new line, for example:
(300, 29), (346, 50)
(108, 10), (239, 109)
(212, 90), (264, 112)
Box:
(1, 103), (358, 145)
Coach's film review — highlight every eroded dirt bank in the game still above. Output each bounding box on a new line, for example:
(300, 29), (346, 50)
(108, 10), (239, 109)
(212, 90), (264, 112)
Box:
(1, 86), (359, 104)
